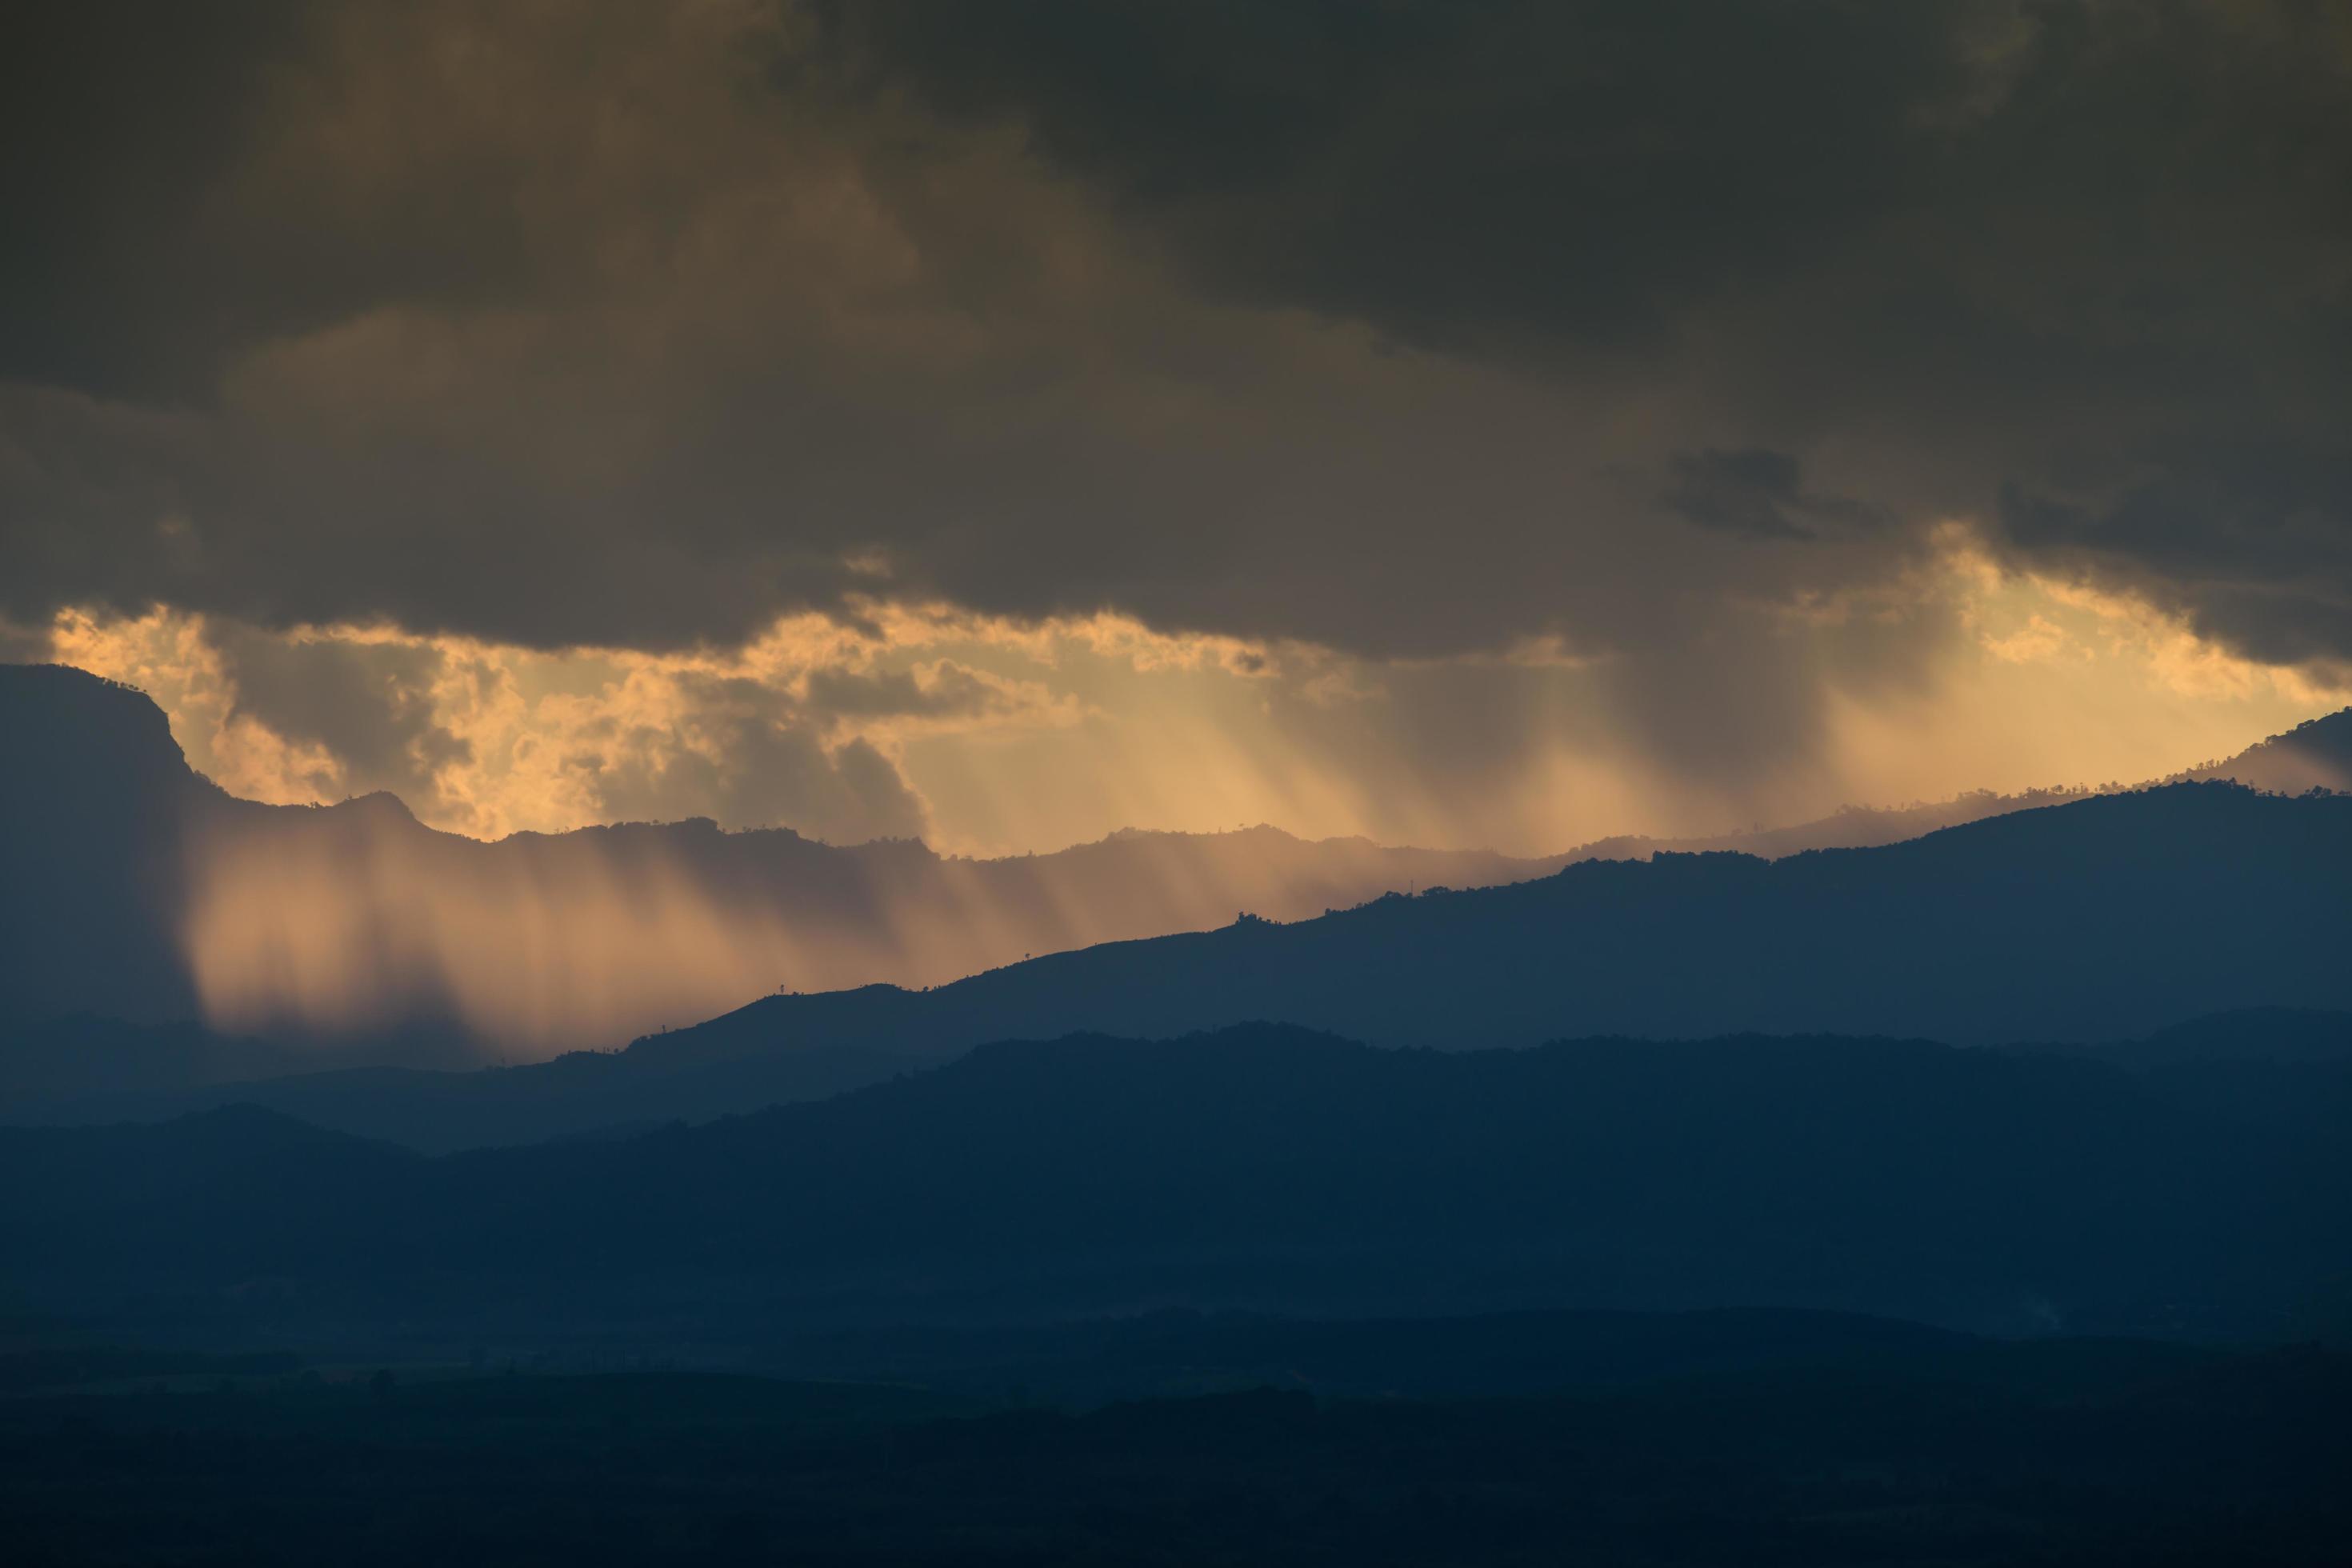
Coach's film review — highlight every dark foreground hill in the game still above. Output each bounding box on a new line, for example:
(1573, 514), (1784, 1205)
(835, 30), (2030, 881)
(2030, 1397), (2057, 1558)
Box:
(23, 779), (2348, 1150)
(8, 1023), (2348, 1337)
(6, 1333), (2345, 1567)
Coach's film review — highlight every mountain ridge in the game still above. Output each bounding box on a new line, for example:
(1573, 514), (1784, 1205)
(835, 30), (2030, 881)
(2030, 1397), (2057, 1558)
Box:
(0, 663), (1578, 1054)
(6, 662), (2349, 1108)
(8, 1020), (2346, 1338)
(6, 774), (2347, 1150)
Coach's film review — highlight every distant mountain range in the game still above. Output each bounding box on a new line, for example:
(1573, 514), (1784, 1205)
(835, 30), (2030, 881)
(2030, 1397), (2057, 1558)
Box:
(8, 774), (2350, 1146)
(0, 663), (1569, 1058)
(2182, 706), (2352, 794)
(10, 662), (2346, 1071)
(7, 660), (2350, 1346)
(11, 771), (2348, 1153)
(7, 1017), (2347, 1336)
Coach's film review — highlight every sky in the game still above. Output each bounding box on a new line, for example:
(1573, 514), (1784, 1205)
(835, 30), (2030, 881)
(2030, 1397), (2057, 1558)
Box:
(6, 1), (2350, 857)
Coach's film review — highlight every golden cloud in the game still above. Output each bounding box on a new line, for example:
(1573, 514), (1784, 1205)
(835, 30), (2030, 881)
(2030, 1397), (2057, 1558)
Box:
(29, 545), (2351, 862)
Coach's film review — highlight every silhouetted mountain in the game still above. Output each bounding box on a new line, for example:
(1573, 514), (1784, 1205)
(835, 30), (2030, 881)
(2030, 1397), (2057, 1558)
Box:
(5, 1032), (922, 1151)
(2, 1098), (418, 1218)
(13, 781), (2347, 1150)
(9, 1334), (2345, 1567)
(642, 782), (2346, 1052)
(0, 663), (1582, 1061)
(762, 1304), (2201, 1406)
(1554, 786), (2098, 862)
(2050, 1006), (2352, 1069)
(0, 1014), (314, 1103)
(0, 666), (210, 1028)
(2184, 706), (2352, 794)
(8, 1023), (2348, 1337)
(1422, 708), (2348, 867)
(15, 662), (2342, 1086)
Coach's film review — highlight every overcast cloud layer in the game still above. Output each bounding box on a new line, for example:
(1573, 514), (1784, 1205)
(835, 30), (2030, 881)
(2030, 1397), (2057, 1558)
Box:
(5, 1), (2350, 842)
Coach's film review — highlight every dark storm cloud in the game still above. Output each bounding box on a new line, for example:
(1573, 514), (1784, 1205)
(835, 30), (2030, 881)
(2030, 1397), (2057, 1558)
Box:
(830, 0), (2352, 662)
(825, 0), (1957, 360)
(1663, 450), (1886, 542)
(210, 626), (469, 811)
(2000, 441), (2352, 666)
(2, 0), (2349, 791)
(587, 674), (930, 842)
(803, 663), (1017, 722)
(0, 2), (303, 398)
